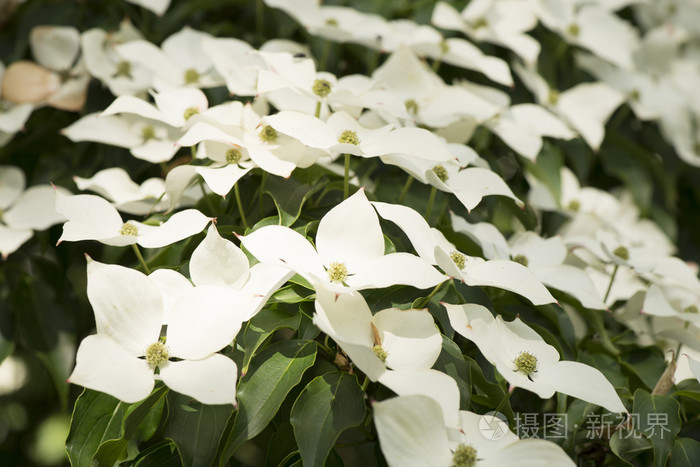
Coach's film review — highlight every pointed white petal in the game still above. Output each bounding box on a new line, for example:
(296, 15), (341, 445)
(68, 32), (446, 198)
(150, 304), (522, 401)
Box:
(68, 334), (154, 403)
(449, 167), (523, 211)
(148, 268), (192, 324)
(4, 185), (66, 230)
(116, 40), (181, 80)
(372, 201), (438, 263)
(557, 83), (623, 151)
(87, 259), (164, 354)
(135, 209), (210, 248)
(373, 395), (452, 467)
(240, 225), (325, 279)
(30, 26), (80, 71)
(464, 260), (556, 306)
(316, 189), (384, 271)
(374, 308), (442, 371)
(537, 361), (627, 413)
(166, 286), (245, 360)
(61, 113), (142, 148)
(238, 263), (293, 321)
(102, 95), (167, 123)
(55, 192), (124, 244)
(160, 354), (237, 405)
(0, 225), (32, 259)
(363, 127), (453, 162)
(349, 253), (447, 290)
(264, 111), (336, 149)
(482, 438), (575, 467)
(196, 164), (253, 198)
(0, 165), (25, 209)
(534, 265), (606, 309)
(190, 224), (250, 288)
(450, 213), (510, 260)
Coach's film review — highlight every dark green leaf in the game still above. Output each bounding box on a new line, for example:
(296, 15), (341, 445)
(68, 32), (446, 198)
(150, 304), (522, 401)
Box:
(632, 389), (682, 467)
(290, 372), (365, 467)
(239, 307), (301, 375)
(216, 339), (317, 465)
(670, 438), (700, 467)
(465, 355), (514, 423)
(609, 428), (653, 466)
(265, 175), (326, 226)
(133, 440), (182, 467)
(163, 392), (234, 467)
(92, 385), (168, 466)
(65, 389), (129, 466)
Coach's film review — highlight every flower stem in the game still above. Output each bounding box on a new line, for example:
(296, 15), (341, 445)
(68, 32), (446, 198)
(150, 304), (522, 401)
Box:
(315, 101), (321, 119)
(397, 174), (413, 203)
(425, 186), (438, 222)
(131, 244), (151, 274)
(259, 171), (267, 218)
(415, 279), (448, 308)
(234, 183), (249, 230)
(432, 58), (442, 72)
(361, 375), (369, 391)
(603, 264), (619, 304)
(344, 153), (351, 199)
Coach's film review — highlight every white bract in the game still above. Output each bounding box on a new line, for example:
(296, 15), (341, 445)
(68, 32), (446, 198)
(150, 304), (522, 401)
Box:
(55, 191), (211, 248)
(444, 303), (627, 413)
(372, 201), (556, 306)
(373, 395), (575, 467)
(68, 259), (243, 404)
(0, 166), (68, 259)
(314, 285), (460, 427)
(241, 189), (447, 293)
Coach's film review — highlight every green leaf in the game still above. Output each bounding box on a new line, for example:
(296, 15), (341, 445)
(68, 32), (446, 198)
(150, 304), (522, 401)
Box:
(92, 385), (168, 466)
(609, 428), (653, 466)
(432, 336), (471, 409)
(269, 284), (316, 304)
(290, 372), (365, 467)
(216, 339), (317, 465)
(65, 389), (130, 466)
(265, 175), (326, 226)
(670, 438), (700, 467)
(464, 355), (514, 423)
(239, 307), (301, 375)
(132, 440), (182, 467)
(632, 389), (682, 467)
(163, 392), (234, 467)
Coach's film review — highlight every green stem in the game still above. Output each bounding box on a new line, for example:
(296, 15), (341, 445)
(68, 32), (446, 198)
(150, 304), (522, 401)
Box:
(675, 321), (691, 357)
(259, 171), (267, 218)
(397, 174), (414, 203)
(315, 100), (321, 119)
(425, 185), (438, 222)
(234, 183), (249, 230)
(603, 264), (619, 304)
(432, 58), (442, 73)
(190, 145), (197, 159)
(415, 279), (448, 308)
(131, 244), (151, 274)
(319, 40), (331, 71)
(344, 153), (351, 199)
(361, 375), (369, 391)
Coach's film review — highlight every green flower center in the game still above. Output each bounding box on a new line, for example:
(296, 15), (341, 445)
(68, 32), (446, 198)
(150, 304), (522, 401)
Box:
(512, 254), (529, 267)
(452, 444), (477, 467)
(613, 246), (629, 261)
(225, 148), (243, 164)
(514, 351), (538, 376)
(684, 305), (698, 314)
(145, 342), (169, 368)
(119, 223), (138, 236)
(404, 99), (419, 115)
(439, 40), (449, 54)
(372, 345), (388, 362)
(568, 23), (580, 37)
(312, 79), (332, 98)
(141, 125), (156, 142)
(327, 261), (348, 283)
(183, 106), (199, 120)
(337, 130), (360, 145)
(184, 68), (200, 85)
(432, 165), (449, 183)
(450, 251), (466, 270)
(472, 17), (488, 29)
(548, 89), (560, 105)
(567, 199), (581, 211)
(259, 125), (278, 143)
(115, 60), (132, 78)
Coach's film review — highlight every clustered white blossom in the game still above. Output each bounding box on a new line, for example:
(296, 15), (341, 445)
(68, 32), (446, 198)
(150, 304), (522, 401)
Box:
(4, 0), (700, 464)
